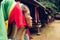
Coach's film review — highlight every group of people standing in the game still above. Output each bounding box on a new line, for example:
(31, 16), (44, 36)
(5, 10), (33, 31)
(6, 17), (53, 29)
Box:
(0, 0), (32, 40)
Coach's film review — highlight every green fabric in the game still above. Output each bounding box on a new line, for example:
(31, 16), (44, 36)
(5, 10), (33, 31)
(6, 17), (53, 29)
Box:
(1, 0), (15, 21)
(0, 0), (15, 40)
(0, 3), (8, 40)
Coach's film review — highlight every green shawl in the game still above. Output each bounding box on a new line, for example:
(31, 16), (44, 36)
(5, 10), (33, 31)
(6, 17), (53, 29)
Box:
(1, 0), (15, 21)
(0, 3), (8, 40)
(0, 0), (15, 40)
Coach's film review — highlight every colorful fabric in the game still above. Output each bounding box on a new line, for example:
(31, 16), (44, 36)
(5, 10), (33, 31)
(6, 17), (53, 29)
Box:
(5, 20), (8, 32)
(26, 29), (31, 40)
(1, 0), (26, 29)
(1, 0), (27, 39)
(24, 34), (29, 40)
(0, 3), (8, 40)
(1, 0), (14, 21)
(8, 2), (26, 28)
(1, 0), (15, 31)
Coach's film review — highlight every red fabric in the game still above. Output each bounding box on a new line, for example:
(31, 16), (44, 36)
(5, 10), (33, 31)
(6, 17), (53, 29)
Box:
(8, 2), (26, 29)
(26, 29), (31, 40)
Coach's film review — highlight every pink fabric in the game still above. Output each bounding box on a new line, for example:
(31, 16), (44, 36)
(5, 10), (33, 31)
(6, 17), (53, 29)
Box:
(8, 2), (26, 29)
(26, 29), (31, 40)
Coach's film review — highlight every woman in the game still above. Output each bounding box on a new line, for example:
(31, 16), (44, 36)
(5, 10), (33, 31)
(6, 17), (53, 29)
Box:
(1, 0), (32, 39)
(21, 4), (33, 40)
(1, 0), (26, 39)
(15, 4), (32, 40)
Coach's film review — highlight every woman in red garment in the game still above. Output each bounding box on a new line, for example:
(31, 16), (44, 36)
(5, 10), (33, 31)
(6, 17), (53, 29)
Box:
(8, 2), (32, 40)
(15, 4), (33, 40)
(1, 0), (32, 39)
(1, 0), (26, 39)
(8, 2), (27, 39)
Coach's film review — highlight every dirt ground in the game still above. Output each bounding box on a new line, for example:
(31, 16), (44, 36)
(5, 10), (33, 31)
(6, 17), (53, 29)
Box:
(31, 20), (60, 40)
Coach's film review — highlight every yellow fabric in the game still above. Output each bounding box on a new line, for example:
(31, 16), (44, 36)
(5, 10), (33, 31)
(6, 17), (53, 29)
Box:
(5, 20), (8, 32)
(5, 2), (16, 32)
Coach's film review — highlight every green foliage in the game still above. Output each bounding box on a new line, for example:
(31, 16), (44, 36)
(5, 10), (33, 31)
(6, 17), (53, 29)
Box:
(37, 0), (58, 15)
(40, 1), (57, 14)
(37, 0), (60, 14)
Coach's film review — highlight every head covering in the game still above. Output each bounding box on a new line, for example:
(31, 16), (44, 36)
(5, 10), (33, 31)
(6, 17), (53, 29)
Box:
(1, 0), (15, 20)
(1, 0), (16, 31)
(8, 2), (26, 28)
(0, 2), (8, 40)
(1, 0), (26, 29)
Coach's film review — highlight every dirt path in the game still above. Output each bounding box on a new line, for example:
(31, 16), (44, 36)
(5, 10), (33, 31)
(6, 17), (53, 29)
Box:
(31, 20), (60, 40)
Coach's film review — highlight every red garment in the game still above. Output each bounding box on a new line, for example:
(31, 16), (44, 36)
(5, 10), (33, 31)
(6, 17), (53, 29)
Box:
(8, 2), (26, 29)
(26, 29), (31, 40)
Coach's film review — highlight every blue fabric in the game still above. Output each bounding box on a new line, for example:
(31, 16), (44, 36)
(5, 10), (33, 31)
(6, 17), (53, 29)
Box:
(24, 34), (29, 40)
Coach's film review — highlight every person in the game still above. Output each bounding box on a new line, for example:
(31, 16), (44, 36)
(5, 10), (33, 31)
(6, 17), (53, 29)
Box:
(15, 4), (32, 40)
(1, 0), (32, 40)
(21, 4), (33, 40)
(1, 0), (26, 39)
(0, 0), (8, 40)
